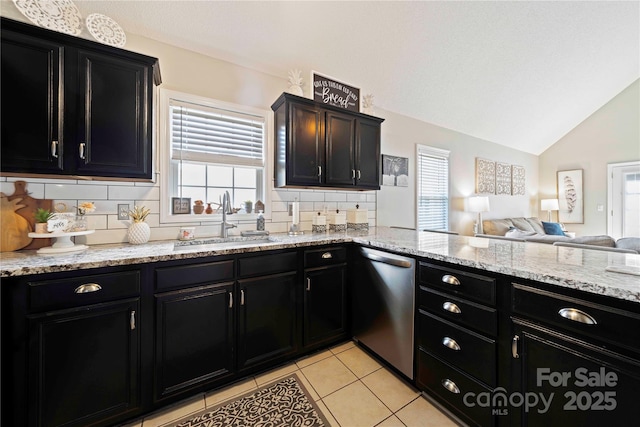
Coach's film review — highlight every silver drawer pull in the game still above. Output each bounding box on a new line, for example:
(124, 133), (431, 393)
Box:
(240, 289), (245, 306)
(442, 301), (461, 314)
(130, 310), (136, 330)
(322, 252), (333, 259)
(558, 308), (597, 325)
(318, 166), (322, 177)
(442, 337), (461, 351)
(74, 283), (102, 293)
(79, 142), (86, 160)
(307, 277), (311, 291)
(229, 292), (233, 308)
(51, 140), (59, 158)
(442, 274), (461, 286)
(512, 335), (520, 358)
(441, 379), (460, 394)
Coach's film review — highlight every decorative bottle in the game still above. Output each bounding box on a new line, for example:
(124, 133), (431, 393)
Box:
(256, 211), (265, 231)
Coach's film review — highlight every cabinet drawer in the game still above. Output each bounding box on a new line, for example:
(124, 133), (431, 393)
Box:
(156, 260), (234, 292)
(238, 251), (298, 277)
(28, 270), (140, 311)
(419, 262), (495, 305)
(417, 349), (494, 427)
(418, 310), (496, 386)
(512, 283), (640, 352)
(418, 286), (497, 336)
(304, 247), (347, 268)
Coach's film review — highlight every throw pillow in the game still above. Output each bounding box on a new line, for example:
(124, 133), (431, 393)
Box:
(542, 221), (565, 236)
(505, 227), (536, 238)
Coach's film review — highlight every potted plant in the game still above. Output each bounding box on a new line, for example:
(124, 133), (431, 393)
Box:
(244, 200), (253, 214)
(127, 205), (151, 244)
(34, 208), (53, 233)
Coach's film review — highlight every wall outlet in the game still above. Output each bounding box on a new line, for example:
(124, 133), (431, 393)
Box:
(118, 204), (130, 220)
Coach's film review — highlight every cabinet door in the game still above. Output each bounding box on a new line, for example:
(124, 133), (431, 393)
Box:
(304, 265), (347, 347)
(355, 118), (381, 189)
(27, 298), (140, 427)
(154, 283), (234, 401)
(325, 111), (356, 186)
(510, 321), (640, 426)
(72, 50), (152, 179)
(237, 272), (297, 372)
(288, 102), (324, 185)
(1, 30), (64, 174)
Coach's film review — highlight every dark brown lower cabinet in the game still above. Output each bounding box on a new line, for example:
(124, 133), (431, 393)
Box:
(28, 298), (140, 427)
(303, 265), (347, 347)
(237, 271), (298, 373)
(154, 283), (234, 401)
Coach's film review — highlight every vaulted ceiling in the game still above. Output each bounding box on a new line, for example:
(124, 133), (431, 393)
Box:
(4, 1), (639, 155)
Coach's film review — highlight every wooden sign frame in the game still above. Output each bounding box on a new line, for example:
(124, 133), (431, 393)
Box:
(310, 71), (360, 112)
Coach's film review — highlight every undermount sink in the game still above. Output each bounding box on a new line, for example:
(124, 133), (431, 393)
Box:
(173, 237), (275, 251)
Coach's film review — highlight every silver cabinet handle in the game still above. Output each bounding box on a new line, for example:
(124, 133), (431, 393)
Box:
(442, 337), (461, 351)
(442, 301), (461, 314)
(357, 170), (361, 180)
(130, 310), (136, 330)
(318, 166), (322, 176)
(558, 308), (597, 325)
(51, 140), (59, 158)
(79, 142), (86, 160)
(240, 289), (245, 306)
(74, 283), (102, 293)
(306, 277), (311, 291)
(352, 169), (356, 179)
(441, 379), (460, 394)
(322, 252), (333, 259)
(442, 274), (461, 286)
(229, 292), (233, 308)
(512, 335), (520, 358)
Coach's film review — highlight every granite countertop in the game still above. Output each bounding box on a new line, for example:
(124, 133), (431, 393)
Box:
(2, 227), (639, 304)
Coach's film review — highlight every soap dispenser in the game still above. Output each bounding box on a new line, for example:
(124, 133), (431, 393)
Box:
(256, 210), (265, 231)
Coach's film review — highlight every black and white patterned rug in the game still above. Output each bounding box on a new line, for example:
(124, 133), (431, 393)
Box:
(172, 373), (329, 427)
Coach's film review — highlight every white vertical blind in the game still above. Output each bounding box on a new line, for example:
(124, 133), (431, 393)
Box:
(170, 99), (265, 167)
(417, 145), (450, 231)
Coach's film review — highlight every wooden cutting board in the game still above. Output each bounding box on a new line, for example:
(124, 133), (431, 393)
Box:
(6, 181), (53, 250)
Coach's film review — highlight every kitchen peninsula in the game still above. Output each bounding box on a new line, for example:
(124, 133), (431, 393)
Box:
(2, 227), (639, 426)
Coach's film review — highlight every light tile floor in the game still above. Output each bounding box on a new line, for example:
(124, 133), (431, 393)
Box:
(125, 341), (458, 427)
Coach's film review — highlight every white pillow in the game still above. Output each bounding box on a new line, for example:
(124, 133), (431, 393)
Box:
(505, 228), (536, 238)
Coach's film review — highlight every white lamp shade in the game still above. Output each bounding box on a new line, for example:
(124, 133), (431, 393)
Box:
(541, 199), (559, 211)
(468, 196), (490, 213)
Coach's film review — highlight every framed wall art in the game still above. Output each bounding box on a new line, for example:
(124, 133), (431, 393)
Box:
(382, 155), (409, 186)
(496, 162), (512, 195)
(172, 197), (191, 215)
(511, 165), (526, 195)
(475, 158), (496, 194)
(310, 71), (360, 112)
(557, 169), (583, 223)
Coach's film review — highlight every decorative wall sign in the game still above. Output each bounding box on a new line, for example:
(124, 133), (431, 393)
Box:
(557, 169), (584, 223)
(382, 155), (409, 187)
(475, 158), (496, 194)
(496, 162), (512, 195)
(511, 165), (526, 195)
(172, 197), (191, 215)
(311, 71), (360, 112)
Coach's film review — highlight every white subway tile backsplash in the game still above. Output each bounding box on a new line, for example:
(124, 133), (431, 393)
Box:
(324, 192), (348, 202)
(299, 192), (326, 202)
(347, 193), (369, 202)
(46, 184), (109, 200)
(271, 190), (300, 202)
(108, 186), (159, 201)
(86, 215), (108, 230)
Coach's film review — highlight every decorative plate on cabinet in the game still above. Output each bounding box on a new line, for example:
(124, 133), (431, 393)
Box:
(12, 0), (82, 35)
(85, 13), (126, 47)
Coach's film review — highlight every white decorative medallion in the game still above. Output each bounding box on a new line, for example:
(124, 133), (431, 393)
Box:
(13, 0), (82, 35)
(86, 13), (126, 47)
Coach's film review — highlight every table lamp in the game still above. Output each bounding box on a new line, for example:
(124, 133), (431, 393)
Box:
(541, 199), (559, 222)
(468, 196), (490, 234)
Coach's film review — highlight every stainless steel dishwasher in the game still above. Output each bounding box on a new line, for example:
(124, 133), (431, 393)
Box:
(352, 247), (416, 379)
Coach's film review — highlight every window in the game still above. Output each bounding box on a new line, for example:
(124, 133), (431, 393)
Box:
(160, 90), (271, 223)
(608, 161), (640, 238)
(416, 145), (450, 231)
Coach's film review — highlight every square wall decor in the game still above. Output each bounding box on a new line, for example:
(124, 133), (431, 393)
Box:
(476, 158), (496, 194)
(512, 165), (526, 195)
(496, 162), (512, 195)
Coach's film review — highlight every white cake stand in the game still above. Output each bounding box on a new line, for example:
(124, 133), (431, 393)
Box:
(28, 230), (95, 254)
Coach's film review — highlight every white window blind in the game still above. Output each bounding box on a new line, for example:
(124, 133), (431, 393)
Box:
(417, 145), (450, 231)
(170, 100), (265, 167)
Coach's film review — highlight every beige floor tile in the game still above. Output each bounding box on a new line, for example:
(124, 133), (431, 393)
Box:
(296, 349), (334, 369)
(204, 377), (258, 407)
(295, 370), (321, 401)
(254, 362), (299, 386)
(362, 368), (420, 412)
(142, 394), (205, 427)
(121, 420), (143, 427)
(395, 396), (457, 427)
(323, 381), (392, 427)
(301, 356), (358, 397)
(315, 399), (340, 427)
(335, 346), (382, 378)
(376, 415), (407, 427)
(330, 340), (356, 355)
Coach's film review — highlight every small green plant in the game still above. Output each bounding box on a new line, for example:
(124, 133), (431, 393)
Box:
(34, 208), (54, 223)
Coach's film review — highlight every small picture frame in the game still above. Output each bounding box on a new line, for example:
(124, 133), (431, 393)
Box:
(172, 197), (191, 215)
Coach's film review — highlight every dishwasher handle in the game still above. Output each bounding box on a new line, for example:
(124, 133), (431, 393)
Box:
(361, 250), (413, 268)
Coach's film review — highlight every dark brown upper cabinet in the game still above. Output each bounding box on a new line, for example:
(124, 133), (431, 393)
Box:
(271, 92), (383, 190)
(1, 18), (161, 181)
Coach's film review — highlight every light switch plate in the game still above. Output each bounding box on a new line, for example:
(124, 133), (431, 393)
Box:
(118, 204), (130, 220)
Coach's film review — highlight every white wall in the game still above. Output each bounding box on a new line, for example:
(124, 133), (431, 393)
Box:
(376, 109), (538, 235)
(538, 79), (640, 236)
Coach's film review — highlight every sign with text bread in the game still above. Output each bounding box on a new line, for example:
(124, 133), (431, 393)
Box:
(311, 72), (360, 112)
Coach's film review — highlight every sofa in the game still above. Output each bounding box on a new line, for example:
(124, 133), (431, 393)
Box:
(477, 217), (640, 253)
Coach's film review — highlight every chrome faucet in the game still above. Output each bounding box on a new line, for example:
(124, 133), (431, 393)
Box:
(220, 191), (237, 238)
